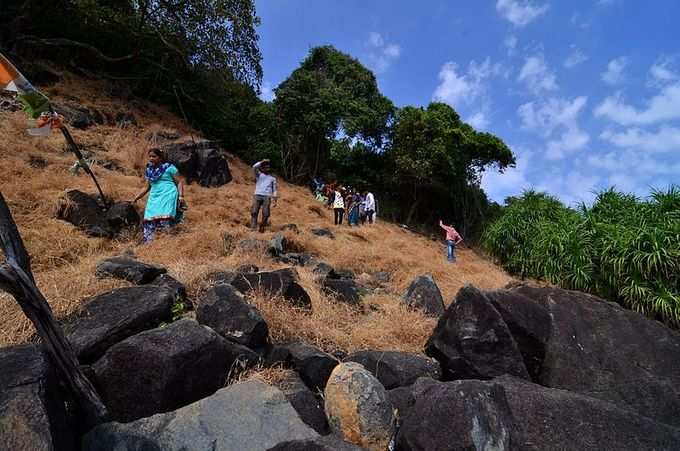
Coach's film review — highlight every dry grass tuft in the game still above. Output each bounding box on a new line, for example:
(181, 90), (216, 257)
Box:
(0, 74), (512, 352)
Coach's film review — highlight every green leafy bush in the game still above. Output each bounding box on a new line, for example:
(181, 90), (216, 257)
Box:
(482, 187), (680, 327)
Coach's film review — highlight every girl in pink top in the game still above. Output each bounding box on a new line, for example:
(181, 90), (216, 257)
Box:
(439, 220), (463, 262)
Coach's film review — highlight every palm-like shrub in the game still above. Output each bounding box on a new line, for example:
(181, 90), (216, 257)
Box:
(482, 187), (680, 327)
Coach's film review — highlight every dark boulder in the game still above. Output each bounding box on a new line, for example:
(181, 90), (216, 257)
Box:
(236, 263), (259, 273)
(267, 436), (366, 451)
(93, 319), (258, 422)
(231, 268), (312, 309)
(114, 111), (137, 128)
(402, 275), (445, 316)
(345, 350), (441, 389)
(281, 342), (340, 392)
(163, 141), (198, 182)
(485, 289), (551, 381)
(95, 256), (166, 284)
(396, 376), (680, 451)
(322, 279), (361, 306)
(105, 202), (140, 231)
(277, 252), (313, 267)
(65, 285), (176, 362)
(268, 233), (288, 257)
(55, 189), (111, 237)
(150, 273), (187, 302)
(197, 283), (269, 350)
(425, 284), (529, 381)
(53, 102), (98, 129)
(511, 284), (680, 427)
(0, 344), (74, 451)
(312, 262), (337, 279)
(275, 371), (330, 435)
(311, 228), (335, 239)
(387, 385), (417, 422)
(195, 147), (232, 187)
(83, 380), (318, 451)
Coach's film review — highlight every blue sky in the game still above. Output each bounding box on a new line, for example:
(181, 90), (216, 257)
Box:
(255, 0), (680, 205)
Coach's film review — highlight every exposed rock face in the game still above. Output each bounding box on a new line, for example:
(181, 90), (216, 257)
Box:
(55, 189), (111, 237)
(511, 284), (680, 427)
(280, 342), (340, 392)
(345, 350), (441, 389)
(95, 256), (167, 284)
(92, 319), (258, 422)
(485, 289), (551, 381)
(324, 362), (396, 451)
(82, 380), (319, 451)
(322, 278), (362, 306)
(402, 275), (445, 316)
(163, 140), (232, 187)
(274, 371), (329, 435)
(65, 285), (176, 362)
(0, 344), (74, 451)
(425, 284), (530, 381)
(197, 283), (269, 350)
(231, 268), (312, 309)
(396, 376), (680, 451)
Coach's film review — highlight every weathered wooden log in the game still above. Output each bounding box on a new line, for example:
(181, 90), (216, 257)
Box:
(0, 191), (109, 427)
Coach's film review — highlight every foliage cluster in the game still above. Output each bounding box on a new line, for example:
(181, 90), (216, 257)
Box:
(483, 188), (680, 327)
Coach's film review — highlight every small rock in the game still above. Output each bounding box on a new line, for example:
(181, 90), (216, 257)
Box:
(105, 202), (140, 231)
(231, 268), (312, 309)
(280, 223), (300, 233)
(277, 252), (313, 267)
(282, 342), (339, 392)
(311, 228), (335, 239)
(65, 285), (176, 362)
(93, 319), (258, 422)
(197, 283), (269, 350)
(345, 350), (441, 389)
(425, 285), (530, 381)
(322, 279), (361, 306)
(402, 274), (445, 316)
(82, 380), (318, 451)
(269, 233), (288, 257)
(95, 256), (167, 284)
(325, 362), (396, 451)
(312, 262), (336, 279)
(55, 189), (111, 237)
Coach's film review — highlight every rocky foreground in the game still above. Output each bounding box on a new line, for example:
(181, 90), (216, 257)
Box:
(2, 255), (680, 451)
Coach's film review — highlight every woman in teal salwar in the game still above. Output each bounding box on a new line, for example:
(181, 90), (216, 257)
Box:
(132, 148), (185, 243)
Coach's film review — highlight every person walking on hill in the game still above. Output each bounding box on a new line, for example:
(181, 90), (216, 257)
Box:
(363, 190), (376, 225)
(251, 159), (278, 232)
(132, 148), (185, 243)
(439, 220), (463, 262)
(333, 186), (345, 225)
(348, 190), (361, 226)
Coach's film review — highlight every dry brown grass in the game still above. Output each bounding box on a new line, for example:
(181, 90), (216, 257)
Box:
(0, 74), (512, 352)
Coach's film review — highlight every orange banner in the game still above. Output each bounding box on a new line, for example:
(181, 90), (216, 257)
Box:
(0, 53), (22, 91)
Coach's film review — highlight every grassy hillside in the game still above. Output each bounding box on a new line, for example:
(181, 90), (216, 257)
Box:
(0, 74), (512, 352)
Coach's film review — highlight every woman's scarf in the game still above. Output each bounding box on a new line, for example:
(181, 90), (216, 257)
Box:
(144, 162), (170, 182)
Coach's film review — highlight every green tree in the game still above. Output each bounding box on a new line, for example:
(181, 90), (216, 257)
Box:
(386, 102), (515, 227)
(272, 45), (394, 181)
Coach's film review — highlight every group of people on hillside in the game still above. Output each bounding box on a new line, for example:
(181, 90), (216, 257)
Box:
(311, 178), (376, 227)
(132, 149), (462, 262)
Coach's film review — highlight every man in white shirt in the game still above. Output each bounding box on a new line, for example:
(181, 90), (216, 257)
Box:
(363, 190), (376, 224)
(251, 159), (278, 232)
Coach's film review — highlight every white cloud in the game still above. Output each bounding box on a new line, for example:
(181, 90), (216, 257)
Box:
(467, 112), (490, 129)
(365, 32), (401, 73)
(518, 54), (558, 94)
(535, 169), (601, 205)
(545, 127), (590, 160)
(504, 35), (518, 57)
(482, 147), (532, 202)
(259, 81), (275, 102)
(648, 57), (679, 87)
(518, 96), (587, 135)
(601, 57), (628, 85)
(564, 46), (588, 69)
(600, 126), (680, 152)
(496, 0), (549, 27)
(594, 83), (680, 125)
(433, 57), (505, 106)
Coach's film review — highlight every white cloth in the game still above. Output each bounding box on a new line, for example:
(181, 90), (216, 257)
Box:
(333, 191), (344, 209)
(364, 192), (375, 211)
